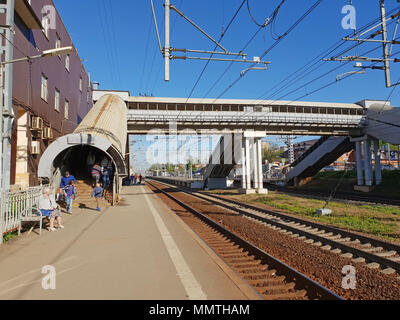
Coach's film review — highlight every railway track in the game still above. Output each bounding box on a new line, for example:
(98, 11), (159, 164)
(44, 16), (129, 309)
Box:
(266, 183), (400, 206)
(147, 180), (342, 300)
(150, 178), (400, 278)
(232, 179), (400, 206)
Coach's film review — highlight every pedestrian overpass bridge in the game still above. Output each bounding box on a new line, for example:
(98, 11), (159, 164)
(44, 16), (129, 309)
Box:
(124, 95), (365, 136)
(38, 92), (399, 197)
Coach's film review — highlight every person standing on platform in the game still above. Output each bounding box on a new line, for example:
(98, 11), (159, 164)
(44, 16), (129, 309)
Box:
(91, 163), (102, 185)
(130, 173), (134, 186)
(59, 171), (76, 203)
(139, 174), (143, 184)
(91, 182), (103, 212)
(134, 173), (138, 185)
(64, 180), (77, 214)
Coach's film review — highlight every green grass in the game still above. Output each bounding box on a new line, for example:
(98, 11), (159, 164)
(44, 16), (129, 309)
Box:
(2, 230), (18, 243)
(301, 169), (400, 198)
(227, 191), (400, 242)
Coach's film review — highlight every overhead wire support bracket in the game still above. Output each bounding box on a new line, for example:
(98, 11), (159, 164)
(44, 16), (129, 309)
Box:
(169, 4), (228, 53)
(326, 1), (400, 87)
(170, 55), (271, 65)
(343, 37), (400, 44)
(324, 56), (399, 63)
(150, 0), (163, 54)
(171, 48), (247, 57)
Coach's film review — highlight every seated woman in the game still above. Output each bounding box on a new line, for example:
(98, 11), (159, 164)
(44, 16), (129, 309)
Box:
(38, 187), (64, 232)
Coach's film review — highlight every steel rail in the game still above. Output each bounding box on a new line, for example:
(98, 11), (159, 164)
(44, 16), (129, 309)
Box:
(149, 178), (400, 273)
(147, 179), (343, 300)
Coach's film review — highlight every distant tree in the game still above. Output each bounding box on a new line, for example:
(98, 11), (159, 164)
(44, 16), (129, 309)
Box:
(262, 146), (281, 163)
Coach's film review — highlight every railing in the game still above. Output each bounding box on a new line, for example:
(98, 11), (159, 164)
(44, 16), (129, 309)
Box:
(127, 110), (363, 126)
(0, 185), (52, 243)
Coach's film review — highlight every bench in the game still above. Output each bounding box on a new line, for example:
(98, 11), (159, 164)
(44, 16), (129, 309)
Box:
(18, 207), (44, 235)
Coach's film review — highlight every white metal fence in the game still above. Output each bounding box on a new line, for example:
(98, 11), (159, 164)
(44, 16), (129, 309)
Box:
(0, 185), (52, 243)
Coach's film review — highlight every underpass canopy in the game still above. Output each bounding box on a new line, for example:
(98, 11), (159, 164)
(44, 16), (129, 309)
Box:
(38, 94), (128, 179)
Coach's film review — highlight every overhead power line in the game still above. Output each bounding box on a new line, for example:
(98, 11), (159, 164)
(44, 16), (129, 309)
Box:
(184, 0), (247, 103)
(200, 0), (287, 101)
(250, 6), (400, 105)
(210, 0), (324, 103)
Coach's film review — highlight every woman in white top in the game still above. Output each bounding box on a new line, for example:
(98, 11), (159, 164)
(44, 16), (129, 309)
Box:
(38, 188), (64, 232)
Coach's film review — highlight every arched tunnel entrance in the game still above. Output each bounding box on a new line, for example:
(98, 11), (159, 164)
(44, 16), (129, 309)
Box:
(38, 94), (129, 207)
(53, 145), (115, 184)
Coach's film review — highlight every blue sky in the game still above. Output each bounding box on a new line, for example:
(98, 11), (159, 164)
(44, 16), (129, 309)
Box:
(54, 0), (400, 172)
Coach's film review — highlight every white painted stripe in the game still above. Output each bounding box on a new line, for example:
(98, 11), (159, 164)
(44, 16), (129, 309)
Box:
(141, 186), (207, 300)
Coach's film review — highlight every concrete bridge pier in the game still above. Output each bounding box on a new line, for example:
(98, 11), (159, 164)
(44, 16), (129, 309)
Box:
(352, 135), (382, 192)
(373, 139), (382, 185)
(240, 131), (268, 195)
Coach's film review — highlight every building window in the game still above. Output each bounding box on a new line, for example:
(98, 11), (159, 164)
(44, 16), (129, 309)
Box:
(65, 54), (70, 72)
(79, 76), (83, 92)
(64, 99), (69, 119)
(55, 33), (61, 58)
(42, 15), (50, 39)
(55, 33), (61, 49)
(54, 88), (60, 111)
(41, 74), (48, 102)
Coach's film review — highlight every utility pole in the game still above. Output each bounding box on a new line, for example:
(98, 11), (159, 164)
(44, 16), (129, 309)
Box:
(0, 0), (15, 191)
(326, 0), (400, 87)
(286, 136), (295, 165)
(151, 0), (270, 81)
(164, 0), (170, 81)
(380, 0), (391, 87)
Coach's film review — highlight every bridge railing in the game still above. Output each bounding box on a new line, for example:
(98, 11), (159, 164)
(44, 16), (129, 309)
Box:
(127, 110), (362, 126)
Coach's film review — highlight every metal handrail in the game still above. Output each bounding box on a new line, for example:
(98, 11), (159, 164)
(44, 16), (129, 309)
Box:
(0, 184), (53, 243)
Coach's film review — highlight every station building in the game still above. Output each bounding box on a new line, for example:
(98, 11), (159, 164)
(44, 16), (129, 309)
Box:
(3, 0), (93, 189)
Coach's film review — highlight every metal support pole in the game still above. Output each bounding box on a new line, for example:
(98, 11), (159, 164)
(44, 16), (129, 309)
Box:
(2, 0), (15, 191)
(257, 138), (263, 190)
(373, 139), (382, 185)
(380, 0), (391, 87)
(245, 138), (251, 190)
(241, 137), (246, 189)
(0, 191), (3, 244)
(364, 139), (373, 186)
(253, 138), (258, 189)
(164, 0), (170, 81)
(0, 64), (3, 190)
(356, 141), (364, 186)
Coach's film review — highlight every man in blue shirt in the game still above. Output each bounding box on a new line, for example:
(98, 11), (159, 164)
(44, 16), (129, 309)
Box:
(60, 171), (76, 189)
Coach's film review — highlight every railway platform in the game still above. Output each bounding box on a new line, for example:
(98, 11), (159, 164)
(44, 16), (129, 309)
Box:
(0, 185), (250, 300)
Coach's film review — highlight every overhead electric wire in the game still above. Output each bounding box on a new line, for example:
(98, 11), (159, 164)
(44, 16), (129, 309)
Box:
(200, 0), (287, 101)
(246, 0), (275, 28)
(272, 40), (400, 104)
(106, 0), (122, 87)
(270, 49), (400, 132)
(184, 0), (247, 103)
(210, 0), (324, 103)
(101, 0), (120, 86)
(148, 0), (184, 96)
(200, 27), (264, 100)
(97, 1), (118, 88)
(250, 6), (400, 104)
(266, 18), (400, 103)
(140, 12), (154, 94)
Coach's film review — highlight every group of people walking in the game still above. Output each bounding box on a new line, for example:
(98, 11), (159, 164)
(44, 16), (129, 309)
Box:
(86, 151), (113, 187)
(130, 173), (143, 185)
(37, 169), (105, 232)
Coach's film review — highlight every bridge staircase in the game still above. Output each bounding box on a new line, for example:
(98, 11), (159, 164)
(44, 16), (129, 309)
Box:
(286, 136), (354, 185)
(72, 180), (112, 210)
(202, 135), (237, 182)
